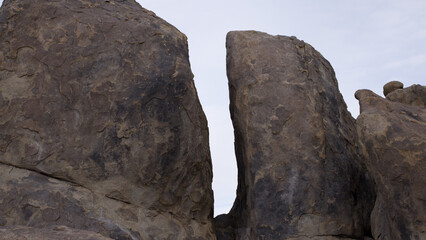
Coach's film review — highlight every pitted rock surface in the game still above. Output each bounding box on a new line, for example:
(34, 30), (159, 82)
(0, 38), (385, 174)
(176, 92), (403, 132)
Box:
(0, 0), (214, 239)
(218, 31), (374, 240)
(356, 89), (426, 240)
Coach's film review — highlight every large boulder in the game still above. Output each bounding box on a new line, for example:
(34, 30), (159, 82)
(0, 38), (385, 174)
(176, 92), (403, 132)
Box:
(218, 31), (374, 239)
(356, 88), (426, 240)
(0, 0), (214, 239)
(383, 81), (403, 97)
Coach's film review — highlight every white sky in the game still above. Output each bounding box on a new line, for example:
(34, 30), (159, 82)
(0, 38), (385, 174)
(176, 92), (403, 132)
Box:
(2, 0), (425, 216)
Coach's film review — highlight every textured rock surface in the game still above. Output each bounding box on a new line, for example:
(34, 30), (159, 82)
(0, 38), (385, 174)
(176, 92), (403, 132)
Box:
(219, 31), (374, 240)
(356, 89), (426, 240)
(0, 163), (212, 240)
(0, 0), (214, 239)
(0, 225), (113, 240)
(383, 80), (403, 96)
(386, 84), (426, 107)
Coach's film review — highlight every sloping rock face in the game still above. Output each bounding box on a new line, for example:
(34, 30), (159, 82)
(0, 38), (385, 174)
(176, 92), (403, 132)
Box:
(218, 31), (374, 239)
(356, 88), (426, 240)
(0, 163), (209, 240)
(0, 225), (113, 240)
(0, 0), (214, 239)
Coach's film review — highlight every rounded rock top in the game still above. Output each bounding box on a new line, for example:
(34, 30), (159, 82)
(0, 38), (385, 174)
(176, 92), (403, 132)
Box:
(383, 81), (404, 96)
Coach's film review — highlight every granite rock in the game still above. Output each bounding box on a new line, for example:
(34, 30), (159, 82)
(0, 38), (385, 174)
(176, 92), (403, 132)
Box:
(383, 81), (403, 96)
(218, 31), (374, 240)
(386, 84), (426, 107)
(0, 225), (113, 240)
(0, 0), (214, 239)
(356, 89), (426, 240)
(0, 163), (215, 239)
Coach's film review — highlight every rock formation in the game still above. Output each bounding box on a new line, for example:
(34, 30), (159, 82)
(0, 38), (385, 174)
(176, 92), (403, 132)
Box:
(386, 84), (426, 107)
(356, 87), (426, 240)
(0, 225), (113, 240)
(383, 81), (404, 96)
(217, 31), (375, 240)
(0, 0), (214, 239)
(1, 0), (424, 239)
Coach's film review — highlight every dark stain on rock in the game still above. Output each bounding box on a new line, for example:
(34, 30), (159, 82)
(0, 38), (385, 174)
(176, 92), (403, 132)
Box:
(89, 152), (105, 171)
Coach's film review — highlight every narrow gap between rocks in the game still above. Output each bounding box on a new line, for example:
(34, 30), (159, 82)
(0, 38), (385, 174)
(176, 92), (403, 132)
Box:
(204, 106), (238, 217)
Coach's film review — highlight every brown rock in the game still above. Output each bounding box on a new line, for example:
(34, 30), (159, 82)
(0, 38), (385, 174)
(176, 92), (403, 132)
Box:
(355, 89), (426, 240)
(383, 81), (404, 96)
(0, 162), (215, 239)
(386, 84), (426, 107)
(0, 225), (113, 240)
(219, 31), (374, 239)
(0, 0), (214, 239)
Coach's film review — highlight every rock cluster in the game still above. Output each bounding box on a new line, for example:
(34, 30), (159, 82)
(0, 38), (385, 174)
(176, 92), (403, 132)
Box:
(0, 1), (424, 240)
(0, 0), (214, 239)
(386, 83), (426, 107)
(216, 31), (424, 240)
(356, 86), (426, 240)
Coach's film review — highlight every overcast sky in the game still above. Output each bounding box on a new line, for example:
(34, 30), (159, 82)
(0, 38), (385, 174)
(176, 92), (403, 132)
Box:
(2, 0), (425, 216)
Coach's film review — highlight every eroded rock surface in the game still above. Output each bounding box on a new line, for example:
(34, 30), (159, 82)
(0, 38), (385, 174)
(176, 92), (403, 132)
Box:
(0, 225), (113, 240)
(386, 84), (426, 107)
(0, 0), (214, 239)
(356, 88), (426, 240)
(0, 163), (213, 239)
(383, 81), (403, 96)
(219, 31), (374, 240)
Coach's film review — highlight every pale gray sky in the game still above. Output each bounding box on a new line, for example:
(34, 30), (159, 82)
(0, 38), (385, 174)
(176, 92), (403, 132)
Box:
(2, 0), (425, 216)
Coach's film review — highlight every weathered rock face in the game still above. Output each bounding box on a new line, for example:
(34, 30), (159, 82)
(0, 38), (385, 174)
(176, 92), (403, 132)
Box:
(356, 88), (426, 240)
(0, 162), (213, 240)
(0, 0), (214, 239)
(219, 31), (374, 240)
(383, 80), (404, 96)
(0, 225), (113, 240)
(386, 84), (426, 107)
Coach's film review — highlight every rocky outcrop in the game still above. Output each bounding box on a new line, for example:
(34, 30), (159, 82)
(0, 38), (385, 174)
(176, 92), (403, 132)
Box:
(0, 0), (214, 239)
(386, 84), (426, 107)
(218, 31), (374, 240)
(383, 81), (404, 96)
(356, 87), (426, 240)
(0, 225), (113, 240)
(1, 0), (423, 238)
